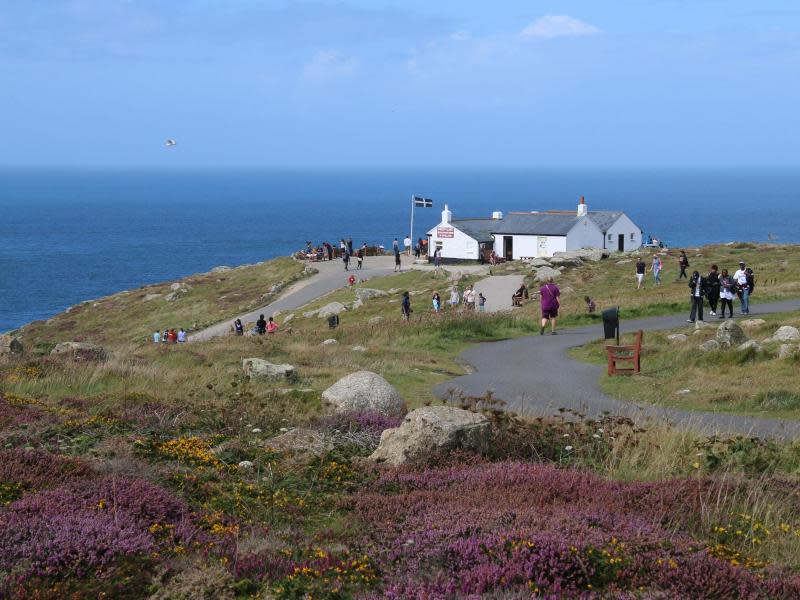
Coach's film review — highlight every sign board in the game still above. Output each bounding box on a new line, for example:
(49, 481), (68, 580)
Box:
(436, 227), (454, 238)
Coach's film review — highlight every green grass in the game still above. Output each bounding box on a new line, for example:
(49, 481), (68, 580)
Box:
(570, 310), (800, 420)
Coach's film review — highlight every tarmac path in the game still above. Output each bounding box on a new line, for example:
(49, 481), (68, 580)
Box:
(435, 298), (800, 438)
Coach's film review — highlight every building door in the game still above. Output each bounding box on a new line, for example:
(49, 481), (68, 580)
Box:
(503, 236), (513, 261)
(617, 234), (625, 252)
(537, 236), (548, 256)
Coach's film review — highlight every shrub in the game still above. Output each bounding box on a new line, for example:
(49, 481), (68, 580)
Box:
(0, 448), (92, 491)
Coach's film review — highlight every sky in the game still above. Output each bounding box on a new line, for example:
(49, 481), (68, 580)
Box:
(1, 1), (799, 167)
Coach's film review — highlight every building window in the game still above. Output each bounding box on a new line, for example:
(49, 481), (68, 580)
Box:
(630, 232), (635, 240)
(608, 233), (612, 241)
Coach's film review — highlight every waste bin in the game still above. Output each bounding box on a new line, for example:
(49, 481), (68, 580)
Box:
(602, 307), (620, 342)
(328, 315), (339, 329)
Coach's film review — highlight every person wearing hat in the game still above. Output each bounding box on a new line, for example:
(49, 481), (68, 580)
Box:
(733, 261), (750, 315)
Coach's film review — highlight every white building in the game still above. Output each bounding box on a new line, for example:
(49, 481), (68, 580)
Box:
(427, 197), (641, 261)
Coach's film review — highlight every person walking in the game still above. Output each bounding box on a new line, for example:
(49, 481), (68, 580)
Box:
(343, 250), (350, 271)
(432, 291), (441, 313)
(464, 285), (476, 311)
(392, 238), (399, 254)
(706, 264), (721, 316)
(449, 285), (460, 309)
(394, 247), (401, 272)
(719, 269), (735, 318)
(325, 242), (333, 261)
(356, 247), (363, 270)
(650, 254), (662, 285)
(401, 291), (412, 321)
(478, 293), (487, 312)
(635, 257), (646, 289)
(404, 235), (412, 256)
(687, 270), (706, 323)
(539, 277), (561, 335)
(433, 248), (441, 270)
(340, 239), (346, 257)
(584, 296), (596, 314)
(678, 251), (690, 280)
(733, 261), (750, 315)
(256, 314), (267, 335)
(347, 238), (353, 255)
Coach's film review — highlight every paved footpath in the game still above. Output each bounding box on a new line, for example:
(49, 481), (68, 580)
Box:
(473, 275), (524, 313)
(435, 299), (800, 438)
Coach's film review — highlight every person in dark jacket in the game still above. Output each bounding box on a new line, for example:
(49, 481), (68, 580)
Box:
(256, 314), (267, 335)
(234, 318), (244, 335)
(678, 251), (690, 280)
(706, 264), (721, 316)
(401, 291), (412, 321)
(719, 269), (735, 318)
(687, 271), (706, 323)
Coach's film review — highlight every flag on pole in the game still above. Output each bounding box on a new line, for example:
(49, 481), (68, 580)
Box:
(413, 196), (433, 208)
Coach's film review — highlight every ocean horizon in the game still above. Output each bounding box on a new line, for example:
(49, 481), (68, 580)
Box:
(2, 166), (799, 333)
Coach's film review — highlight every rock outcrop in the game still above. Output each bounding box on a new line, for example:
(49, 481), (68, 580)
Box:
(356, 288), (388, 300)
(534, 266), (562, 282)
(321, 339), (339, 346)
(50, 342), (106, 360)
(322, 371), (406, 417)
(368, 316), (384, 326)
(716, 320), (748, 348)
(317, 302), (347, 319)
(699, 340), (720, 352)
(667, 334), (688, 342)
(737, 340), (762, 353)
(242, 358), (295, 380)
(739, 319), (766, 329)
(368, 406), (490, 466)
(0, 335), (23, 355)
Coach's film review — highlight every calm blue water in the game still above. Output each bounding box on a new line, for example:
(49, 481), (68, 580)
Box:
(1, 167), (799, 332)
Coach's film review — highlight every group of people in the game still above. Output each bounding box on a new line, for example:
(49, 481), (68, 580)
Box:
(686, 260), (755, 322)
(400, 285), (488, 321)
(152, 328), (186, 344)
(232, 314), (279, 336)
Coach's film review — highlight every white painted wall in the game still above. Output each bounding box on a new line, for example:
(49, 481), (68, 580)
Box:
(605, 214), (642, 252)
(507, 234), (566, 259)
(427, 224), (480, 260)
(566, 216), (605, 250)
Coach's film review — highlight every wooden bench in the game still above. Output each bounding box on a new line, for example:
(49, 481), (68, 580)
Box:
(606, 330), (643, 376)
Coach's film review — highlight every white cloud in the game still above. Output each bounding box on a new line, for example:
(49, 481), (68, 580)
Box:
(520, 15), (600, 40)
(303, 50), (359, 83)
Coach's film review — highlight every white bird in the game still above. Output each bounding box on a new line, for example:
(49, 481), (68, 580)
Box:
(165, 139), (177, 147)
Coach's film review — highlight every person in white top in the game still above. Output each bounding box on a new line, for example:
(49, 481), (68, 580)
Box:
(403, 236), (412, 256)
(733, 261), (750, 315)
(449, 285), (460, 309)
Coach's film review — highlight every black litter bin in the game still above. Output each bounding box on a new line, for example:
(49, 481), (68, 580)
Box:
(602, 307), (620, 342)
(328, 315), (339, 329)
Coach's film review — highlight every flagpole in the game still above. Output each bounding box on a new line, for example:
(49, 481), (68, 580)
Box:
(409, 194), (415, 257)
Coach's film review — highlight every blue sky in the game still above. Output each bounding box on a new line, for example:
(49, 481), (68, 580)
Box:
(1, 1), (798, 167)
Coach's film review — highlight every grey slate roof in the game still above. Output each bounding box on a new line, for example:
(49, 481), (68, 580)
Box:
(442, 211), (625, 241)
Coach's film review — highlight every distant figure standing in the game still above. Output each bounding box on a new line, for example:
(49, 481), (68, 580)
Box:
(706, 265), (720, 316)
(393, 238), (399, 253)
(719, 269), (735, 319)
(162, 329), (169, 344)
(394, 247), (401, 272)
(463, 285), (476, 310)
(267, 317), (278, 334)
(678, 251), (689, 280)
(153, 330), (161, 343)
(432, 291), (441, 312)
(347, 238), (353, 255)
(650, 254), (662, 285)
(177, 328), (187, 343)
(733, 261), (750, 315)
(234, 318), (244, 335)
(325, 242), (333, 261)
(635, 258), (646, 289)
(340, 239), (346, 256)
(478, 293), (487, 312)
(449, 285), (460, 308)
(539, 277), (560, 335)
(433, 248), (441, 270)
(167, 328), (177, 343)
(404, 235), (412, 256)
(401, 291), (412, 320)
(343, 251), (350, 271)
(256, 314), (267, 335)
(687, 270), (706, 323)
(356, 248), (363, 269)
(584, 296), (596, 313)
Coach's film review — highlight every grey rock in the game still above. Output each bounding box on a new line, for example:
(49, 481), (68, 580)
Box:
(303, 309), (320, 318)
(548, 255), (583, 267)
(528, 257), (551, 268)
(349, 298), (364, 310)
(170, 282), (190, 291)
(387, 288), (401, 295)
(534, 266), (562, 282)
(356, 288), (389, 300)
(351, 345), (367, 352)
(143, 293), (163, 302)
(238, 460), (254, 469)
(282, 313), (295, 325)
(667, 334), (688, 342)
(716, 320), (748, 347)
(368, 316), (385, 326)
(694, 320), (712, 329)
(737, 340), (762, 352)
(739, 319), (766, 329)
(699, 339), (720, 352)
(242, 358), (295, 380)
(771, 326), (800, 342)
(317, 302), (346, 318)
(321, 338), (339, 346)
(50, 341), (106, 360)
(211, 266), (232, 273)
(0, 335), (23, 355)
(322, 371), (406, 417)
(778, 344), (796, 360)
(368, 406), (490, 466)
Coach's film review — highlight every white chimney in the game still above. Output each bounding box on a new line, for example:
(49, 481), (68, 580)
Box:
(577, 196), (588, 217)
(442, 204), (452, 224)
(492, 211), (503, 220)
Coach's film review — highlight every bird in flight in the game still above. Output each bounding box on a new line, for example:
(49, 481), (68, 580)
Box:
(165, 139), (177, 148)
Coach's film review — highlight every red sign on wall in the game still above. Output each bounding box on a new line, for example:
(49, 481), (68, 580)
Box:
(437, 227), (454, 238)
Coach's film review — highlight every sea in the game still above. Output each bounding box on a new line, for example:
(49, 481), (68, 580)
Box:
(1, 167), (799, 333)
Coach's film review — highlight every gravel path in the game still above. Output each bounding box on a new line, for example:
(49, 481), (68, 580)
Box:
(435, 299), (800, 438)
(472, 275), (524, 313)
